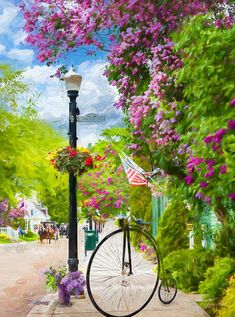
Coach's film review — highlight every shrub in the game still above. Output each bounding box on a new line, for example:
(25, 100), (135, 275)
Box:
(0, 233), (12, 243)
(199, 257), (235, 300)
(24, 230), (34, 238)
(216, 275), (235, 317)
(214, 221), (235, 258)
(157, 196), (189, 258)
(163, 248), (214, 292)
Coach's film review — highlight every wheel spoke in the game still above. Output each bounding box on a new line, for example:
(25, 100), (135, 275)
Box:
(86, 228), (160, 317)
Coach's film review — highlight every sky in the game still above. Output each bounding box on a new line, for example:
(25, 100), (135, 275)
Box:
(0, 0), (121, 146)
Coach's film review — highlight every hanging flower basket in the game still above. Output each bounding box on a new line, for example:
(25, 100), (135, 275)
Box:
(49, 146), (93, 176)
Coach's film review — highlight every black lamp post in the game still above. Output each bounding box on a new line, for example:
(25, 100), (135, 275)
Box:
(64, 74), (82, 272)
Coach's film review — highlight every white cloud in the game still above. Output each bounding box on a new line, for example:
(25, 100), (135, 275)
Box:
(21, 61), (122, 146)
(6, 48), (34, 65)
(0, 44), (6, 54)
(0, 5), (18, 35)
(12, 30), (28, 46)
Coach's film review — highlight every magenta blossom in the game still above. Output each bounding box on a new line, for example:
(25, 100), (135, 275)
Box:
(185, 175), (194, 185)
(204, 170), (214, 178)
(230, 98), (235, 107)
(228, 193), (235, 201)
(228, 120), (235, 130)
(204, 135), (213, 144)
(200, 182), (208, 188)
(220, 165), (227, 174)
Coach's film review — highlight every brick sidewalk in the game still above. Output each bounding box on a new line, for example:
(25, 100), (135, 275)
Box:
(26, 289), (209, 317)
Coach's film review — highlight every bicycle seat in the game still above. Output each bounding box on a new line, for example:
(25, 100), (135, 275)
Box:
(135, 219), (150, 226)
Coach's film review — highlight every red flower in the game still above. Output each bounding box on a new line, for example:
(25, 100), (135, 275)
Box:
(85, 156), (93, 166)
(69, 150), (78, 157)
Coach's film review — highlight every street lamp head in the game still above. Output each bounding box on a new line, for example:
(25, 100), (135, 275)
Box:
(64, 74), (82, 92)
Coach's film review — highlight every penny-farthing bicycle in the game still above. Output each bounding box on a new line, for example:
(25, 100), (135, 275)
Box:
(86, 154), (177, 317)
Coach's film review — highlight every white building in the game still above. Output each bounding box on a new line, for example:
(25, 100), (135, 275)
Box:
(24, 198), (50, 232)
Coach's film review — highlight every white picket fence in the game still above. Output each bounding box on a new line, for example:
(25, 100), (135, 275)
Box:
(0, 226), (19, 240)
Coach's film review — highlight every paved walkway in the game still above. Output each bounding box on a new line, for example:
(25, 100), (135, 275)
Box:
(26, 222), (210, 317)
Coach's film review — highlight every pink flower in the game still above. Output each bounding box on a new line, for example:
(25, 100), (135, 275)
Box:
(200, 182), (208, 188)
(228, 193), (235, 200)
(204, 170), (214, 178)
(230, 98), (235, 107)
(220, 165), (227, 174)
(204, 135), (213, 144)
(185, 175), (194, 185)
(228, 120), (235, 130)
(204, 196), (211, 203)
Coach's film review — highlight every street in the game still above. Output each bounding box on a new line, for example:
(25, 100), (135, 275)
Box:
(0, 238), (68, 317)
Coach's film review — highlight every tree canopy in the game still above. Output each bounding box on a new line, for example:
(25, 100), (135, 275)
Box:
(0, 64), (68, 224)
(20, 1), (235, 222)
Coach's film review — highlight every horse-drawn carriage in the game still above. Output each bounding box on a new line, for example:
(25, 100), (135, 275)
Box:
(38, 221), (58, 243)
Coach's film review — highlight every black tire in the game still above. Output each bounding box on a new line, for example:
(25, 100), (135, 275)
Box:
(158, 278), (177, 304)
(86, 228), (160, 317)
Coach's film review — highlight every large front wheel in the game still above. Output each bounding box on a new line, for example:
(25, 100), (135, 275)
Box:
(86, 228), (160, 317)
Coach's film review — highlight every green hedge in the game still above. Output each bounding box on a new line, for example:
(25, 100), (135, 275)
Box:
(199, 257), (235, 300)
(163, 248), (214, 292)
(217, 276), (235, 317)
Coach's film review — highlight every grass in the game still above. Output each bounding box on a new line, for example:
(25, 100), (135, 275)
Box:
(18, 234), (39, 242)
(0, 232), (39, 243)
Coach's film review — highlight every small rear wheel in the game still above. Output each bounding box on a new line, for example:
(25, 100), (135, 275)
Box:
(158, 278), (177, 304)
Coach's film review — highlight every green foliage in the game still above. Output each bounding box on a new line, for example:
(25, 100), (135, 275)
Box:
(39, 178), (69, 224)
(199, 257), (235, 300)
(19, 233), (38, 242)
(24, 230), (34, 238)
(163, 248), (214, 292)
(213, 205), (235, 258)
(217, 276), (235, 317)
(0, 64), (67, 224)
(172, 15), (235, 217)
(44, 266), (67, 292)
(157, 192), (189, 258)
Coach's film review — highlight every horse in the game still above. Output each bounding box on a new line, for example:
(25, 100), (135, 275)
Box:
(38, 227), (55, 244)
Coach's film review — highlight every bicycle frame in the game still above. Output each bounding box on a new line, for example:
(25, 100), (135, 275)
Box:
(119, 219), (167, 280)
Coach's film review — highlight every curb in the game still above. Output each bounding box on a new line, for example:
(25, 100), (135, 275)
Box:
(26, 293), (57, 317)
(26, 293), (87, 316)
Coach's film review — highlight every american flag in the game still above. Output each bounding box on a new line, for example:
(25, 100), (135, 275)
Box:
(120, 153), (147, 186)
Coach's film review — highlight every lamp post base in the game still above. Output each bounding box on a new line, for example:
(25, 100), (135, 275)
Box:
(68, 258), (79, 272)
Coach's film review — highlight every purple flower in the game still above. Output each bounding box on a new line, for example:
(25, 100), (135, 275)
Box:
(220, 165), (227, 174)
(185, 175), (194, 185)
(140, 243), (148, 252)
(230, 98), (235, 107)
(228, 120), (235, 130)
(204, 135), (213, 145)
(204, 170), (214, 178)
(204, 196), (211, 203)
(228, 193), (235, 201)
(214, 128), (227, 142)
(195, 192), (203, 199)
(200, 182), (208, 188)
(187, 157), (204, 172)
